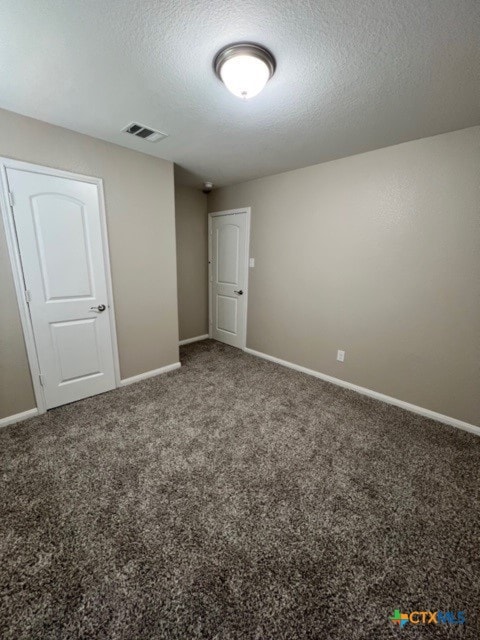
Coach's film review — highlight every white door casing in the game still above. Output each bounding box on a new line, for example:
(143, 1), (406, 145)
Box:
(3, 163), (119, 410)
(209, 209), (250, 349)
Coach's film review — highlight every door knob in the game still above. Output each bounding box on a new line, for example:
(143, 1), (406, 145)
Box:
(90, 304), (106, 313)
(234, 290), (243, 295)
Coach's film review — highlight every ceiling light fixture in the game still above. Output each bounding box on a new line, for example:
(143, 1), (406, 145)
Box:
(214, 43), (276, 100)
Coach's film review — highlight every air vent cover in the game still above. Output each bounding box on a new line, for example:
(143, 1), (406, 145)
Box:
(122, 122), (168, 142)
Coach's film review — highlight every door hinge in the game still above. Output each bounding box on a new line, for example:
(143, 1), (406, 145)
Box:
(8, 191), (14, 207)
(25, 289), (32, 303)
(38, 373), (45, 387)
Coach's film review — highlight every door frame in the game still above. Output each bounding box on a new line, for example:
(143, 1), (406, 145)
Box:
(208, 207), (251, 350)
(0, 157), (121, 415)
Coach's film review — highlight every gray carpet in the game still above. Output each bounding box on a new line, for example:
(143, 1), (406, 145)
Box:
(1, 340), (479, 639)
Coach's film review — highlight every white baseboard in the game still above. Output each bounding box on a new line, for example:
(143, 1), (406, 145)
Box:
(0, 363), (182, 425)
(244, 347), (480, 437)
(120, 362), (181, 387)
(0, 407), (39, 429)
(179, 334), (209, 346)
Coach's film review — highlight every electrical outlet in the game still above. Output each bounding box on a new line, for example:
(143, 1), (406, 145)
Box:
(337, 350), (345, 362)
(249, 257), (255, 268)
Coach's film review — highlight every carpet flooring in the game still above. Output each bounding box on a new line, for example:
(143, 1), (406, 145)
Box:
(1, 339), (479, 639)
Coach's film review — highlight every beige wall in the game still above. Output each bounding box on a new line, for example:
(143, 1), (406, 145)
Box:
(0, 108), (179, 419)
(209, 127), (480, 426)
(175, 186), (208, 341)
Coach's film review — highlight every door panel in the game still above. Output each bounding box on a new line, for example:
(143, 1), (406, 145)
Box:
(211, 212), (248, 348)
(32, 194), (94, 300)
(51, 318), (102, 383)
(7, 168), (116, 409)
(217, 294), (237, 334)
(217, 224), (239, 284)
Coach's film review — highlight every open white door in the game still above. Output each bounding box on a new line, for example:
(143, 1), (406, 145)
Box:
(209, 209), (250, 349)
(5, 165), (118, 409)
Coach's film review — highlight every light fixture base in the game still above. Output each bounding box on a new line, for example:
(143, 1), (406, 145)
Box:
(214, 43), (276, 80)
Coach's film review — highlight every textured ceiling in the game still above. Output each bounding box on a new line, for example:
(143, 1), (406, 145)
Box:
(1, 0), (479, 187)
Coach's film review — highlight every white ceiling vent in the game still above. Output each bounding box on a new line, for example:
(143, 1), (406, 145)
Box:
(122, 122), (168, 142)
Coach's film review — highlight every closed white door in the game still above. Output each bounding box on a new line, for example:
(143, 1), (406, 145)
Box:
(7, 168), (117, 409)
(210, 211), (248, 348)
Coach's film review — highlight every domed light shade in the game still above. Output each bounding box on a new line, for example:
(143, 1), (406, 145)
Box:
(214, 43), (276, 100)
